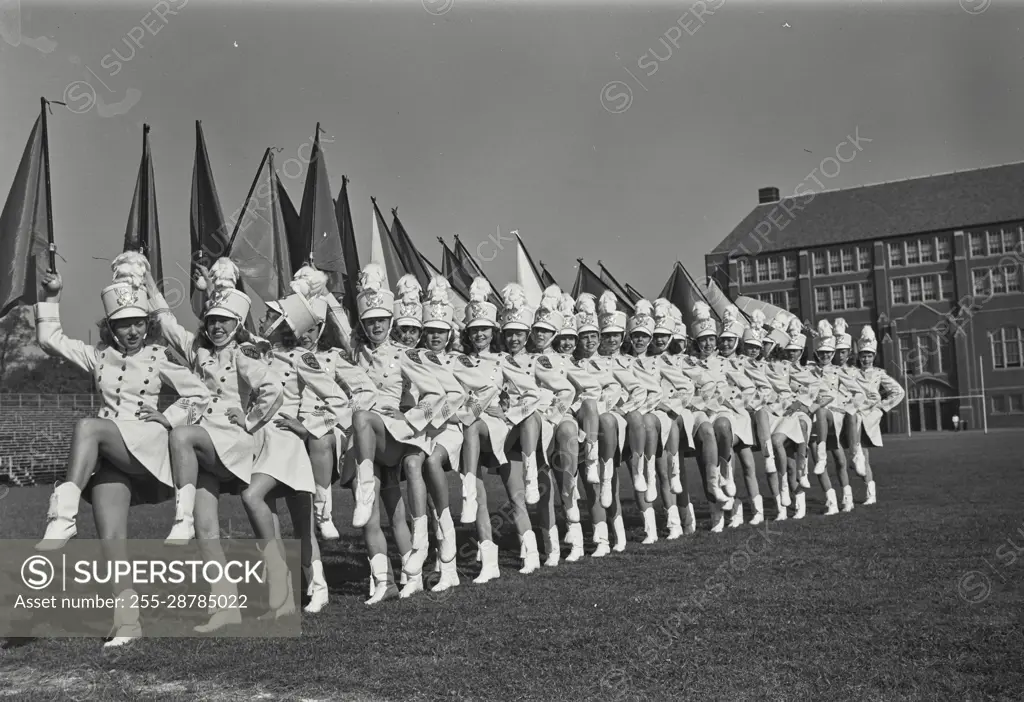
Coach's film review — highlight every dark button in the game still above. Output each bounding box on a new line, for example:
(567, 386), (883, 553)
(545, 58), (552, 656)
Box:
(116, 388), (121, 394)
(116, 399), (122, 405)
(140, 390), (145, 395)
(213, 397), (219, 403)
(284, 372), (291, 377)
(148, 367), (153, 372)
(118, 376), (123, 381)
(143, 379), (150, 385)
(216, 389), (223, 396)
(289, 353), (295, 358)
(138, 401), (144, 407)
(220, 378), (226, 382)
(121, 365), (126, 371)
(207, 408), (213, 414)
(225, 366), (232, 370)
(282, 382), (287, 386)
(101, 352), (106, 359)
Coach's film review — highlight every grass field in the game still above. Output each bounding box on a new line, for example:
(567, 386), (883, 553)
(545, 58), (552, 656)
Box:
(2, 430), (1023, 701)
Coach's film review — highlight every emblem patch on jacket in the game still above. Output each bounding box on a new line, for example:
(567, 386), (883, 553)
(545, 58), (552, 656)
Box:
(458, 354), (476, 368)
(406, 349), (421, 362)
(240, 345), (261, 360)
(425, 351), (442, 366)
(537, 355), (552, 370)
(302, 352), (321, 370)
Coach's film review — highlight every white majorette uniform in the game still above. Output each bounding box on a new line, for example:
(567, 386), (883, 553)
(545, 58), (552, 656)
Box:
(844, 325), (906, 448)
(348, 264), (452, 526)
(806, 319), (848, 442)
(595, 292), (643, 455)
(629, 299), (674, 453)
(151, 258), (283, 491)
(251, 272), (335, 495)
(35, 256), (211, 511)
(417, 275), (469, 474)
(498, 283), (548, 506)
(532, 285), (581, 464)
(759, 320), (811, 446)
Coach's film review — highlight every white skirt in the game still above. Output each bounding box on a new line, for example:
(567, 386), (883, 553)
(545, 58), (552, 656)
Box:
(198, 410), (259, 486)
(854, 407), (885, 447)
(768, 411), (811, 445)
(95, 418), (174, 506)
(251, 423), (315, 494)
(428, 421), (465, 472)
(706, 408), (755, 447)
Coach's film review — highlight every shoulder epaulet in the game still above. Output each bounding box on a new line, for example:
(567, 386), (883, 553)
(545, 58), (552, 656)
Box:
(301, 352), (322, 370)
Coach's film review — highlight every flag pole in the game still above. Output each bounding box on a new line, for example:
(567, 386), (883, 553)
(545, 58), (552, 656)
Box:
(227, 147), (272, 252)
(40, 97), (57, 272)
(139, 124), (150, 258)
(979, 355), (988, 435)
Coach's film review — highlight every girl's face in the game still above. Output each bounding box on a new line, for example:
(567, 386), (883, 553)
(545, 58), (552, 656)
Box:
(816, 350), (835, 366)
(468, 325), (493, 353)
(696, 335), (717, 358)
(718, 336), (738, 357)
(361, 316), (392, 345)
(555, 334), (577, 355)
(109, 316), (148, 353)
(424, 326), (450, 353)
(578, 331), (599, 356)
(204, 314), (239, 348)
(743, 342), (762, 359)
(260, 309), (296, 346)
(761, 341), (776, 361)
(531, 328), (555, 352)
(651, 334), (671, 354)
(630, 332), (652, 355)
(834, 348), (850, 365)
(503, 329), (528, 354)
(599, 332), (623, 356)
(393, 324), (422, 348)
(858, 351), (876, 369)
(786, 348), (803, 363)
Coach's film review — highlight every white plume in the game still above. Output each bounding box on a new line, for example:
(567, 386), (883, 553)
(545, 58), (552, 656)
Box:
(598, 291), (618, 315)
(426, 274), (452, 304)
(787, 317), (804, 336)
(396, 274), (422, 302)
(859, 325), (877, 343)
(469, 276), (492, 303)
(653, 297), (672, 317)
(540, 284), (562, 312)
(110, 251), (150, 288)
(196, 257), (240, 293)
(751, 309), (766, 328)
(634, 299), (654, 316)
(558, 293), (576, 318)
(501, 282), (528, 308)
(834, 317), (849, 335)
(816, 319), (834, 339)
(576, 293), (596, 314)
(692, 301), (712, 321)
(290, 265), (328, 299)
(723, 305), (741, 325)
(358, 263), (386, 293)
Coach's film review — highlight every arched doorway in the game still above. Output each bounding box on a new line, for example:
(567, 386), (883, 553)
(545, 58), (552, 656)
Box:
(907, 379), (956, 431)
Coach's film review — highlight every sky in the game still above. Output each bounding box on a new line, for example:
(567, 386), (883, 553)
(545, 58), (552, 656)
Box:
(2, 0), (1023, 339)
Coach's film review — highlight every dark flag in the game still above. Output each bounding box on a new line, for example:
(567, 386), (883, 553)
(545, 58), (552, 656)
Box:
(298, 123), (346, 298)
(441, 237), (474, 302)
(369, 197), (405, 289)
(598, 261), (640, 304)
(539, 261), (558, 288)
(0, 101), (54, 319)
(123, 124), (164, 289)
(452, 234), (502, 308)
(389, 209), (435, 290)
(625, 284), (644, 304)
(333, 176), (361, 318)
(189, 120), (230, 317)
(659, 261), (721, 328)
(572, 259), (634, 314)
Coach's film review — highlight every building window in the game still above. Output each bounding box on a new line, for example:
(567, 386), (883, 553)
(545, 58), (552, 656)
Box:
(767, 257), (781, 281)
(788, 292), (800, 314)
(991, 327), (1024, 369)
(906, 241), (921, 266)
(908, 277), (923, 303)
(857, 245), (871, 270)
(860, 281), (874, 308)
(739, 259), (754, 285)
(938, 335), (950, 374)
(987, 231), (1000, 256)
(841, 248), (855, 272)
(829, 251), (842, 274)
(922, 275), (937, 301)
(812, 252), (827, 276)
(937, 238), (951, 262)
(920, 240), (935, 264)
(756, 259), (768, 282)
(784, 255), (797, 279)
(888, 242), (904, 267)
(1008, 266), (1021, 293)
(1009, 394), (1024, 413)
(970, 232), (984, 257)
(972, 269), (988, 296)
(940, 271), (954, 300)
(891, 279), (907, 305)
(843, 285), (856, 309)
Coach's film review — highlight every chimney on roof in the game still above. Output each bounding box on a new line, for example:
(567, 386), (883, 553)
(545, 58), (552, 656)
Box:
(758, 186), (780, 204)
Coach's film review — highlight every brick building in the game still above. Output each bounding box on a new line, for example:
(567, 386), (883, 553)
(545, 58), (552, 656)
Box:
(706, 162), (1024, 432)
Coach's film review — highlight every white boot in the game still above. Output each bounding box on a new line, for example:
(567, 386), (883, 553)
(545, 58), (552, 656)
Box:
(710, 503), (725, 533)
(104, 589), (141, 648)
(366, 554), (397, 605)
(165, 484), (196, 545)
(523, 456), (540, 505)
(814, 442), (827, 475)
(852, 447), (866, 477)
(670, 455), (684, 494)
(683, 502), (697, 535)
(798, 458), (811, 489)
(781, 481), (792, 507)
(262, 540), (290, 612)
(865, 480), (877, 505)
(406, 515), (429, 576)
(666, 505), (684, 540)
(612, 514), (627, 552)
(824, 488), (839, 516)
(473, 540), (501, 584)
(314, 486), (340, 541)
(764, 453), (776, 474)
(841, 485), (854, 512)
(565, 522), (585, 562)
(585, 444), (600, 483)
(352, 459), (376, 528)
(722, 456), (737, 497)
(303, 561), (329, 613)
(436, 508), (457, 562)
(195, 578), (242, 632)
(544, 526), (560, 567)
(600, 459), (614, 508)
(774, 495), (788, 521)
(592, 521), (611, 558)
(519, 530), (540, 574)
(432, 555), (460, 592)
(399, 550), (424, 599)
(749, 495), (765, 525)
(633, 461), (648, 494)
(641, 507), (658, 544)
(460, 473), (478, 524)
(728, 501), (744, 529)
(563, 475), (581, 523)
(793, 492), (806, 520)
(37, 482), (81, 551)
(644, 457), (658, 503)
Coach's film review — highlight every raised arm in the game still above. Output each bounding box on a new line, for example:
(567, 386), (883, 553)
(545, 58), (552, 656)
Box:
(33, 272), (98, 374)
(146, 272), (197, 366)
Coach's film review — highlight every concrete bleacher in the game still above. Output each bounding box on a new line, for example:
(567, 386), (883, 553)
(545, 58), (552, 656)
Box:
(0, 394), (175, 486)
